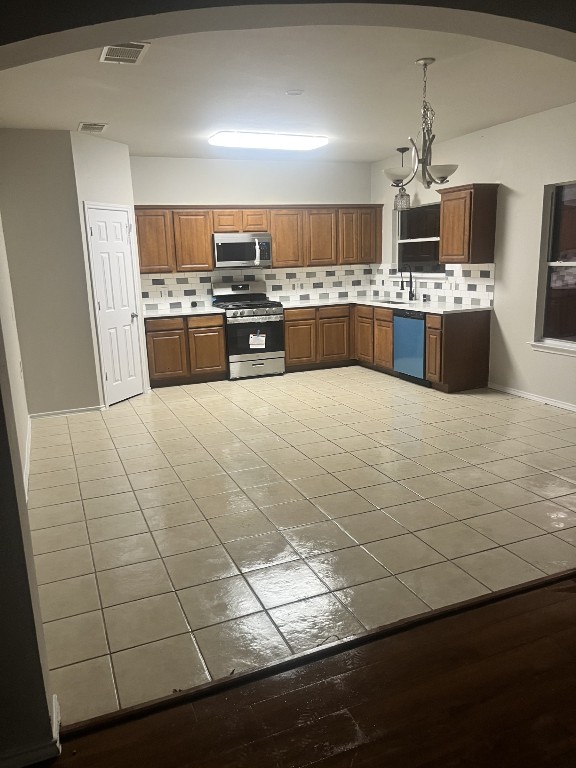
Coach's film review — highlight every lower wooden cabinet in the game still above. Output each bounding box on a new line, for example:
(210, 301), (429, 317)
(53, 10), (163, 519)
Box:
(284, 306), (349, 368)
(355, 306), (374, 365)
(373, 308), (393, 370)
(425, 311), (491, 392)
(146, 321), (189, 380)
(145, 315), (227, 385)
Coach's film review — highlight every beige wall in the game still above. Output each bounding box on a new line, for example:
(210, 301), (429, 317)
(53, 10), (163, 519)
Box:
(0, 129), (100, 414)
(130, 156), (372, 205)
(371, 101), (576, 408)
(0, 213), (29, 477)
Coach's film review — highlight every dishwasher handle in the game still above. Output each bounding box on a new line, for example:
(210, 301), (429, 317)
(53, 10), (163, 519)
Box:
(393, 308), (426, 320)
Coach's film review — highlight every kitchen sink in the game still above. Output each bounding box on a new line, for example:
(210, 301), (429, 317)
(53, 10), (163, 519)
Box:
(376, 300), (409, 305)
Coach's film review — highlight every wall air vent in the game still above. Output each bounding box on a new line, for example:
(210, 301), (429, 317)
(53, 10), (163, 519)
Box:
(100, 42), (150, 65)
(78, 122), (108, 134)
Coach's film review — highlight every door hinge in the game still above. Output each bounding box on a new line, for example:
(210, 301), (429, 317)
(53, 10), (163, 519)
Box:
(105, 372), (108, 381)
(98, 301), (101, 310)
(90, 226), (93, 237)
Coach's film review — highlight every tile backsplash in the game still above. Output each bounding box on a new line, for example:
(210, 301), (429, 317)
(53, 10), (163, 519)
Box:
(141, 263), (494, 312)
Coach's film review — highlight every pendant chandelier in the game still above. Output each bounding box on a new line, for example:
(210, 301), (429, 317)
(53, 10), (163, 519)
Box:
(385, 58), (458, 210)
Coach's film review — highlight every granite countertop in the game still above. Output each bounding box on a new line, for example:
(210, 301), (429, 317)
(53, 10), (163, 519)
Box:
(143, 300), (491, 319)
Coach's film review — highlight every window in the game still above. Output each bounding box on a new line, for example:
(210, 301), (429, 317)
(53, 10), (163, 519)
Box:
(395, 203), (445, 274)
(542, 183), (576, 342)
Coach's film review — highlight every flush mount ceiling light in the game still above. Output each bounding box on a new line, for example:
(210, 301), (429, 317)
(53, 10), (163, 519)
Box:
(385, 58), (458, 201)
(208, 131), (328, 151)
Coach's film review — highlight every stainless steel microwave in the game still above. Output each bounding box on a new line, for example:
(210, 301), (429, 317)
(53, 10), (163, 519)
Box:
(213, 233), (272, 269)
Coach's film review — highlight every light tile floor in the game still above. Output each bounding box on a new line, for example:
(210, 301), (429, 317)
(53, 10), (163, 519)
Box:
(29, 366), (576, 724)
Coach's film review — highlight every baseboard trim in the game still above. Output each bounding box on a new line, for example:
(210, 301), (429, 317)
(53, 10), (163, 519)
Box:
(488, 382), (576, 413)
(30, 405), (105, 419)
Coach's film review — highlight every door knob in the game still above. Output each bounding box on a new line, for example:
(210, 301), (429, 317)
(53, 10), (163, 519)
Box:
(131, 312), (139, 320)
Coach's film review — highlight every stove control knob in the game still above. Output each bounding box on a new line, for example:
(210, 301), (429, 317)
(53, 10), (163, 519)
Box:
(240, 309), (246, 317)
(251, 308), (257, 316)
(232, 310), (239, 317)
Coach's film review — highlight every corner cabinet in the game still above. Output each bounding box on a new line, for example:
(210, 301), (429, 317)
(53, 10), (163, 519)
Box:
(438, 184), (499, 264)
(425, 311), (491, 392)
(145, 314), (227, 386)
(135, 209), (176, 273)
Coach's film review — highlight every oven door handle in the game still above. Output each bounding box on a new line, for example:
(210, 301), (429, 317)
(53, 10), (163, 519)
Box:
(254, 237), (260, 267)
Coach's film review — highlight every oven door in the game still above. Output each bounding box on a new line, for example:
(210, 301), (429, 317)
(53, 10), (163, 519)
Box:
(226, 315), (284, 359)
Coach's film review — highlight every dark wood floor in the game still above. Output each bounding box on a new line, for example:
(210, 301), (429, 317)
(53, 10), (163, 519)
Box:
(45, 577), (576, 768)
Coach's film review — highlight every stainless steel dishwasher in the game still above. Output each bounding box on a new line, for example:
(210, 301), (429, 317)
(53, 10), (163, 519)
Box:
(393, 309), (427, 383)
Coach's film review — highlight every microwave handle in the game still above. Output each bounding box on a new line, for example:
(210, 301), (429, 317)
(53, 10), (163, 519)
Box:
(254, 237), (260, 266)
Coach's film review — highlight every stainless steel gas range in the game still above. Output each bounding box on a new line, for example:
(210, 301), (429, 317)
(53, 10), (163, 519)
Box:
(212, 280), (285, 380)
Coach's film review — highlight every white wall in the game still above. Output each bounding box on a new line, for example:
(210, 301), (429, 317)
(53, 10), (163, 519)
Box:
(371, 101), (576, 408)
(131, 156), (372, 205)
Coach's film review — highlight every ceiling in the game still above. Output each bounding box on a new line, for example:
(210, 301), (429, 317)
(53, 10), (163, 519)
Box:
(1, 25), (576, 162)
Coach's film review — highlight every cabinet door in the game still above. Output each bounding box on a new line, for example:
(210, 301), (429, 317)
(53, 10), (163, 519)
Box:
(318, 317), (349, 362)
(212, 210), (242, 232)
(355, 316), (374, 364)
(358, 208), (376, 263)
(135, 209), (175, 273)
(285, 320), (316, 366)
(305, 209), (337, 267)
(439, 189), (471, 263)
(146, 330), (189, 379)
(242, 209), (269, 232)
(173, 210), (214, 271)
(374, 320), (393, 370)
(189, 327), (227, 374)
(270, 210), (304, 268)
(338, 209), (358, 264)
(425, 328), (443, 383)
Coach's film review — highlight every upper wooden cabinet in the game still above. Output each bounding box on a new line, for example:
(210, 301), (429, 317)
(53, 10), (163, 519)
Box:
(338, 208), (380, 265)
(212, 209), (270, 233)
(270, 209), (305, 268)
(438, 184), (499, 264)
(135, 209), (176, 273)
(135, 205), (382, 273)
(305, 209), (338, 267)
(173, 210), (214, 272)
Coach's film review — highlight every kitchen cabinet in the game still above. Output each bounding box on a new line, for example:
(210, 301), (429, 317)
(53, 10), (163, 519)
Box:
(212, 209), (270, 233)
(373, 308), (393, 370)
(188, 316), (227, 375)
(425, 311), (491, 392)
(145, 318), (189, 381)
(284, 306), (350, 368)
(305, 209), (338, 267)
(338, 208), (380, 265)
(284, 309), (316, 366)
(270, 209), (305, 268)
(136, 205), (382, 272)
(173, 210), (214, 271)
(317, 306), (349, 362)
(438, 184), (499, 264)
(145, 314), (227, 385)
(135, 209), (176, 273)
(354, 305), (374, 364)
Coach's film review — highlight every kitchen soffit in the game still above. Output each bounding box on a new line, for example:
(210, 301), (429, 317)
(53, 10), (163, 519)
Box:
(1, 26), (576, 161)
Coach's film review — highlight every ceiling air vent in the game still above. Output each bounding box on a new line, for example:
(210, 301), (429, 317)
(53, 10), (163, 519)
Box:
(100, 42), (150, 65)
(78, 122), (108, 134)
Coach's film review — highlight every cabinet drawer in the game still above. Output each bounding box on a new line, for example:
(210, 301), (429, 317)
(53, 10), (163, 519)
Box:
(426, 314), (443, 330)
(374, 307), (393, 322)
(145, 317), (185, 332)
(187, 314), (224, 329)
(355, 305), (374, 320)
(284, 308), (316, 321)
(318, 305), (349, 319)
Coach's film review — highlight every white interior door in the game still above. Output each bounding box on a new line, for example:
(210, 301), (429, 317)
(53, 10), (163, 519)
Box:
(87, 206), (144, 406)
